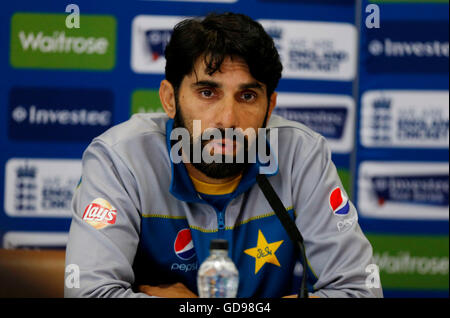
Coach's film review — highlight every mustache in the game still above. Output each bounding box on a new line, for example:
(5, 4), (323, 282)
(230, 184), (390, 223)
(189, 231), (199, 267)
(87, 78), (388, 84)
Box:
(193, 128), (250, 152)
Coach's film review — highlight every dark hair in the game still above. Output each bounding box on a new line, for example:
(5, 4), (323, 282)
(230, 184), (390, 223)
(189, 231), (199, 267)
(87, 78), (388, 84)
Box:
(164, 12), (283, 98)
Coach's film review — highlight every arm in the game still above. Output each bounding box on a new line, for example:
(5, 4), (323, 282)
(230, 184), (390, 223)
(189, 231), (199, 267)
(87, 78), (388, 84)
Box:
(138, 283), (198, 298)
(292, 136), (383, 298)
(64, 139), (150, 298)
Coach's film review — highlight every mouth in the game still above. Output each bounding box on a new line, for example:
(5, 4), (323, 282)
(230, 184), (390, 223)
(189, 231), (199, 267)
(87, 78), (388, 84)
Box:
(205, 138), (237, 155)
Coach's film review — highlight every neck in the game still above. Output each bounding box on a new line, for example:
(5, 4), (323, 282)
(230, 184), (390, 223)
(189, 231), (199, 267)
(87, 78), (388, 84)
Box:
(185, 162), (239, 184)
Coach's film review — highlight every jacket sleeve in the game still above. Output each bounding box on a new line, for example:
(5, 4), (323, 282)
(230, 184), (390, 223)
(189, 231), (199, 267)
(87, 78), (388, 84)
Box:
(292, 135), (383, 298)
(64, 138), (151, 298)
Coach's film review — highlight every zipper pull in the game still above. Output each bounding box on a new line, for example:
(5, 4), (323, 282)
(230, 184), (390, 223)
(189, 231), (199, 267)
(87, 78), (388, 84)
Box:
(217, 212), (225, 230)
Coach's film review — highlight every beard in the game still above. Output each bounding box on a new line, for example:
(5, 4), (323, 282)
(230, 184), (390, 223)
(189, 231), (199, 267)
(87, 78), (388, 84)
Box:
(172, 103), (250, 180)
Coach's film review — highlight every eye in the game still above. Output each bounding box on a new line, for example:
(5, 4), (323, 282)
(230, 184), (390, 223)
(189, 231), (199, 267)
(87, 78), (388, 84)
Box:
(240, 91), (257, 102)
(199, 89), (215, 98)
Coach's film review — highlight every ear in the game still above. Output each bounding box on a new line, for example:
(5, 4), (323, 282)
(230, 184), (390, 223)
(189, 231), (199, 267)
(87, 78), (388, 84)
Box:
(266, 91), (277, 122)
(159, 79), (176, 119)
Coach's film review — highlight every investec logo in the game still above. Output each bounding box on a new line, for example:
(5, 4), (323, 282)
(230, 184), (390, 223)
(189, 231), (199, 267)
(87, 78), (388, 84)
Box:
(274, 93), (355, 154)
(366, 21), (449, 73)
(10, 13), (116, 70)
(8, 87), (114, 142)
(357, 161), (449, 221)
(369, 38), (448, 58)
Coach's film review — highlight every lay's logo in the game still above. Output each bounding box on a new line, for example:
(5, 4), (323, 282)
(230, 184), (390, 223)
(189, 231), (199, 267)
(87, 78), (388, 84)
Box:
(329, 187), (350, 216)
(82, 198), (117, 229)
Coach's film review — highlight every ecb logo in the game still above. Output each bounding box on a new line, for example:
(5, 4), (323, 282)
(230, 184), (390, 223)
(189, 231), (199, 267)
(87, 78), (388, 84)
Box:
(145, 29), (172, 61)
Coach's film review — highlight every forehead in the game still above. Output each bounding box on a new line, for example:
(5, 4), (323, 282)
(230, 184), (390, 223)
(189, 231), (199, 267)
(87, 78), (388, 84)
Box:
(190, 55), (255, 81)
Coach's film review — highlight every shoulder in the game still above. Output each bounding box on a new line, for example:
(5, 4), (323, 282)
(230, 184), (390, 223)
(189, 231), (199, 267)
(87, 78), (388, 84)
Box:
(82, 113), (170, 167)
(93, 113), (169, 148)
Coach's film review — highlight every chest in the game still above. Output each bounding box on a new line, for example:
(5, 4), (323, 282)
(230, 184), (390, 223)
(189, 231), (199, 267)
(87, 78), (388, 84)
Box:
(136, 202), (299, 297)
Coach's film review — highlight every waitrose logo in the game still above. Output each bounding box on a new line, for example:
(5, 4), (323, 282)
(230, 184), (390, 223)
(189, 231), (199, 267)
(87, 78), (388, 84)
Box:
(367, 234), (449, 290)
(18, 31), (109, 55)
(10, 13), (116, 70)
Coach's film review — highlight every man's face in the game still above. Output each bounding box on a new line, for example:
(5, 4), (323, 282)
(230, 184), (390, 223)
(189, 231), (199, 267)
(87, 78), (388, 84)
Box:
(171, 56), (276, 179)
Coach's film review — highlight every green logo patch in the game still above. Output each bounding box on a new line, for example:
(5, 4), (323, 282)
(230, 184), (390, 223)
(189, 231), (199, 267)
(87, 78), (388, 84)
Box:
(10, 12), (116, 70)
(367, 234), (449, 290)
(131, 89), (164, 115)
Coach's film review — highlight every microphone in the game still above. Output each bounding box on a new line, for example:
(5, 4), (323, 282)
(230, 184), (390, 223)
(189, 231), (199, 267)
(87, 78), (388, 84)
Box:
(256, 174), (309, 298)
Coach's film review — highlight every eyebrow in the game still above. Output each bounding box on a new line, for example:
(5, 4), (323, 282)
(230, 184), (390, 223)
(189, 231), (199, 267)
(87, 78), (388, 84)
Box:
(239, 82), (264, 92)
(191, 80), (220, 89)
(191, 80), (265, 92)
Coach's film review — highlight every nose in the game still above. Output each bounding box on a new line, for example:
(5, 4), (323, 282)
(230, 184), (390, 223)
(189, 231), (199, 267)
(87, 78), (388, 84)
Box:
(215, 95), (238, 129)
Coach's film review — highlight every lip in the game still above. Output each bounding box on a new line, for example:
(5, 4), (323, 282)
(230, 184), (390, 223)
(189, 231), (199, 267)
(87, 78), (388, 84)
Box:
(207, 138), (236, 155)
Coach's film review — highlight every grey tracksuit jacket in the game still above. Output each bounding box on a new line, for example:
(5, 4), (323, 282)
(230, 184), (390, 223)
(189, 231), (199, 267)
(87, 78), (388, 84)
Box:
(64, 113), (383, 298)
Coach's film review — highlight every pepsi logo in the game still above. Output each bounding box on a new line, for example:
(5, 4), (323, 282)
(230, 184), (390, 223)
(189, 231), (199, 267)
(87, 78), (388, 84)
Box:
(174, 228), (196, 261)
(329, 187), (350, 216)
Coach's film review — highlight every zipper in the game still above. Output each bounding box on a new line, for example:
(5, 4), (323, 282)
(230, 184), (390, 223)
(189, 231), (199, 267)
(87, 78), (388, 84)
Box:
(217, 211), (225, 231)
(216, 197), (237, 237)
(215, 208), (226, 239)
(198, 193), (226, 236)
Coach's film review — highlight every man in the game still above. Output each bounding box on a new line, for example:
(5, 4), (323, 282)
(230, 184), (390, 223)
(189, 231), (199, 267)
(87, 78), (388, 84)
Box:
(65, 12), (383, 298)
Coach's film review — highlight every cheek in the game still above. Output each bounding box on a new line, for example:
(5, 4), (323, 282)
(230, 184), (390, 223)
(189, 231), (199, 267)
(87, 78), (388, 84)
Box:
(241, 108), (267, 127)
(177, 104), (211, 139)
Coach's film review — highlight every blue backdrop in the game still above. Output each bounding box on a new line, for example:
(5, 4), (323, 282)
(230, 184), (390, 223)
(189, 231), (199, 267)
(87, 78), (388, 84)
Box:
(0, 0), (448, 297)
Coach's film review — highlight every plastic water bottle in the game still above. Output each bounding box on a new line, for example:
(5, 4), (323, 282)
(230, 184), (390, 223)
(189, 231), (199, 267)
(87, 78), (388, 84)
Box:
(197, 239), (239, 298)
